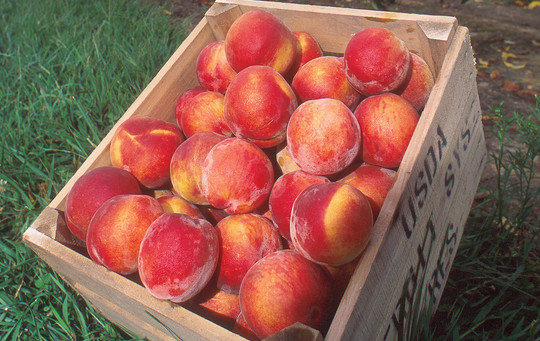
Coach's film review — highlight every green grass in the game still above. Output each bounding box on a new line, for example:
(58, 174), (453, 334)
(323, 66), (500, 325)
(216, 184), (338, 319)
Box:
(0, 0), (191, 339)
(1, 0), (538, 340)
(428, 101), (540, 340)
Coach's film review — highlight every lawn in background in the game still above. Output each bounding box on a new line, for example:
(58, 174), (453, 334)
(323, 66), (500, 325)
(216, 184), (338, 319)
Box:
(1, 0), (538, 340)
(1, 0), (191, 339)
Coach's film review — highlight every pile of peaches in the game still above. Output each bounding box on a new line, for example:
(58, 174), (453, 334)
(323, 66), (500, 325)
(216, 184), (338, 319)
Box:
(64, 9), (434, 340)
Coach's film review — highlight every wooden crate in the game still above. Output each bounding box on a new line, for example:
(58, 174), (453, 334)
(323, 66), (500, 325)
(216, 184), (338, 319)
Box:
(22, 0), (487, 340)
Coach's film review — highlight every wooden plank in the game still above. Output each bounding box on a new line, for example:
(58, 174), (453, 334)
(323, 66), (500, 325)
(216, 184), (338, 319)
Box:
(327, 26), (486, 341)
(75, 284), (177, 341)
(22, 227), (244, 341)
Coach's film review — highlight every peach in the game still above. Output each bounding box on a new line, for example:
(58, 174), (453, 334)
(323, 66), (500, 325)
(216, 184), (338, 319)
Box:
(323, 256), (360, 309)
(239, 249), (333, 339)
(290, 182), (373, 266)
(223, 65), (297, 148)
(354, 93), (419, 169)
(395, 52), (435, 112)
(64, 166), (141, 241)
(170, 131), (227, 205)
(268, 170), (330, 241)
(86, 194), (163, 275)
(216, 214), (282, 294)
(180, 91), (232, 138)
(225, 9), (297, 76)
(191, 285), (241, 329)
(196, 40), (237, 93)
(201, 137), (274, 214)
(287, 98), (361, 175)
(344, 27), (410, 96)
(285, 31), (324, 81)
(338, 162), (396, 219)
(198, 206), (229, 226)
(138, 213), (219, 303)
(174, 86), (206, 128)
(110, 115), (184, 189)
(292, 56), (362, 111)
(156, 195), (205, 220)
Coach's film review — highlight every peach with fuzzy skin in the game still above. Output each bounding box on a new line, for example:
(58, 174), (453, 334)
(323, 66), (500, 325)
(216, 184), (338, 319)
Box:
(354, 93), (419, 169)
(202, 138), (274, 214)
(110, 116), (184, 189)
(224, 65), (297, 148)
(287, 98), (361, 175)
(269, 170), (330, 241)
(170, 131), (226, 205)
(239, 249), (333, 339)
(216, 214), (282, 294)
(181, 91), (232, 138)
(225, 9), (297, 76)
(174, 86), (206, 129)
(138, 213), (219, 303)
(285, 31), (324, 81)
(290, 182), (373, 266)
(395, 52), (435, 112)
(86, 194), (163, 275)
(344, 27), (410, 96)
(292, 56), (362, 111)
(196, 40), (237, 93)
(157, 195), (205, 220)
(64, 166), (141, 241)
(338, 162), (396, 219)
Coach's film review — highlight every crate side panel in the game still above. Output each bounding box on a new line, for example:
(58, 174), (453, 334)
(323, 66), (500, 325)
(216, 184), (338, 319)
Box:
(75, 284), (177, 341)
(48, 19), (215, 212)
(328, 27), (486, 341)
(22, 228), (244, 341)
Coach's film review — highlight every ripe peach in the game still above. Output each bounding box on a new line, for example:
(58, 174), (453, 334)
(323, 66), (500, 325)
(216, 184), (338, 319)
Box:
(156, 195), (205, 220)
(239, 249), (333, 339)
(323, 256), (360, 308)
(344, 27), (410, 96)
(224, 9), (297, 75)
(216, 214), (282, 294)
(64, 166), (141, 241)
(354, 93), (419, 169)
(287, 98), (361, 175)
(138, 213), (219, 303)
(191, 285), (241, 329)
(196, 40), (237, 93)
(290, 182), (373, 266)
(338, 162), (396, 219)
(292, 56), (361, 111)
(395, 52), (435, 112)
(285, 31), (324, 81)
(180, 91), (232, 138)
(174, 86), (206, 128)
(170, 131), (227, 205)
(223, 65), (297, 148)
(86, 194), (163, 275)
(268, 170), (330, 241)
(110, 115), (184, 189)
(201, 137), (274, 214)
